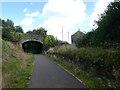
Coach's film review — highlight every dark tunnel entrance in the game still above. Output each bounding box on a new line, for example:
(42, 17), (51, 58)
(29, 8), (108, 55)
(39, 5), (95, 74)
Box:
(22, 41), (43, 54)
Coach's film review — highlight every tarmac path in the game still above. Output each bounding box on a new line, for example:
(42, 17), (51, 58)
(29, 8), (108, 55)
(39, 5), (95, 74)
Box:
(28, 54), (87, 88)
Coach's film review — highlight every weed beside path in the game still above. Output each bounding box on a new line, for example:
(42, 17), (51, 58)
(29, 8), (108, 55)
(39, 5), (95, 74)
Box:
(2, 40), (35, 88)
(45, 45), (120, 88)
(46, 55), (106, 88)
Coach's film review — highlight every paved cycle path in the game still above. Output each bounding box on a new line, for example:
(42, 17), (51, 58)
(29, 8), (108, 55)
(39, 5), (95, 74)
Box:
(28, 54), (87, 88)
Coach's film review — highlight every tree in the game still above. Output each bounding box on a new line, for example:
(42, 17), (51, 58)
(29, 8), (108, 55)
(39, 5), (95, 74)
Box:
(2, 18), (23, 43)
(76, 1), (120, 49)
(26, 27), (47, 38)
(15, 26), (23, 33)
(6, 19), (14, 27)
(36, 27), (47, 37)
(44, 35), (55, 50)
(6, 19), (15, 31)
(95, 1), (120, 42)
(26, 31), (32, 34)
(2, 19), (15, 41)
(92, 1), (120, 48)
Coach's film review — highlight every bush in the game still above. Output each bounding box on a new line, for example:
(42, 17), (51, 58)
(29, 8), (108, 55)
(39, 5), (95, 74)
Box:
(46, 45), (120, 88)
(75, 2), (120, 49)
(1, 19), (23, 43)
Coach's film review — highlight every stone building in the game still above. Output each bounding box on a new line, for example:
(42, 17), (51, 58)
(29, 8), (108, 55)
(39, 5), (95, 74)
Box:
(71, 29), (85, 44)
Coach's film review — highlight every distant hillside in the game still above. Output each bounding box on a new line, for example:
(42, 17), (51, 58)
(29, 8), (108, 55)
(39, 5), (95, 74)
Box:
(2, 40), (35, 88)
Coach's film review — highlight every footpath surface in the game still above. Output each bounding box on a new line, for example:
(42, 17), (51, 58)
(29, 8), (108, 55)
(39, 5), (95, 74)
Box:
(28, 54), (87, 88)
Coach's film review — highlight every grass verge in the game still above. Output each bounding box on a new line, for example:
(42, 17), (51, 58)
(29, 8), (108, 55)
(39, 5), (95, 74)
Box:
(46, 45), (120, 88)
(2, 40), (35, 88)
(46, 54), (107, 88)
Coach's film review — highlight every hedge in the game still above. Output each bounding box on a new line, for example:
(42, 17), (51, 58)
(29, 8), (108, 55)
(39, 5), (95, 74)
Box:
(46, 45), (120, 88)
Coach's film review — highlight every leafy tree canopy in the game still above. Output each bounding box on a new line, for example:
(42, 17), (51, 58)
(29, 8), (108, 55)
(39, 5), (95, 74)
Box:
(1, 18), (24, 42)
(43, 35), (55, 50)
(15, 26), (24, 33)
(26, 27), (47, 37)
(75, 1), (120, 49)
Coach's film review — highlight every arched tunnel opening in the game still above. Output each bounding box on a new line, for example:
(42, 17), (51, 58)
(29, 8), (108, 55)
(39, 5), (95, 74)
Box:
(22, 41), (43, 54)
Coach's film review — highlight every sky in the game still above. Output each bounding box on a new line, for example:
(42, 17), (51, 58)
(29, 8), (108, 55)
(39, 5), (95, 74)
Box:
(1, 0), (114, 43)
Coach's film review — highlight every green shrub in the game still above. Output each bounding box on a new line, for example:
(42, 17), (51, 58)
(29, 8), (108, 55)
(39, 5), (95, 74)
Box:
(47, 45), (120, 87)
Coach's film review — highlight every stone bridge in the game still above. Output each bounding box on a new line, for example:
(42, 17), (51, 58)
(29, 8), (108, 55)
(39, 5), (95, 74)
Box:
(20, 34), (44, 54)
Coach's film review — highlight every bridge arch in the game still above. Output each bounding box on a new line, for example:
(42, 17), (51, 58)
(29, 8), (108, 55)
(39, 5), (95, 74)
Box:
(22, 40), (43, 54)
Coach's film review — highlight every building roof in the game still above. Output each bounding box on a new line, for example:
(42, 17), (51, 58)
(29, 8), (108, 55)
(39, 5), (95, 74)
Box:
(71, 29), (85, 37)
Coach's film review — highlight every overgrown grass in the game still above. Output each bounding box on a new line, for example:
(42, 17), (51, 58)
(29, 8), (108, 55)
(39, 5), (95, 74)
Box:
(46, 55), (106, 88)
(46, 45), (120, 88)
(2, 40), (35, 88)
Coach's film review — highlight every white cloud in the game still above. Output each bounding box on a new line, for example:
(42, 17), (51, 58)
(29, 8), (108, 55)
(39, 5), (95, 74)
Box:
(21, 18), (34, 26)
(89, 0), (114, 29)
(23, 8), (28, 12)
(21, 11), (40, 32)
(37, 0), (87, 43)
(25, 11), (40, 17)
(21, 0), (115, 43)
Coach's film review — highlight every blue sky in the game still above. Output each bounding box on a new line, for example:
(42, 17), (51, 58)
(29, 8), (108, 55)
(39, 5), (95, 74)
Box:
(1, 0), (114, 43)
(2, 2), (46, 29)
